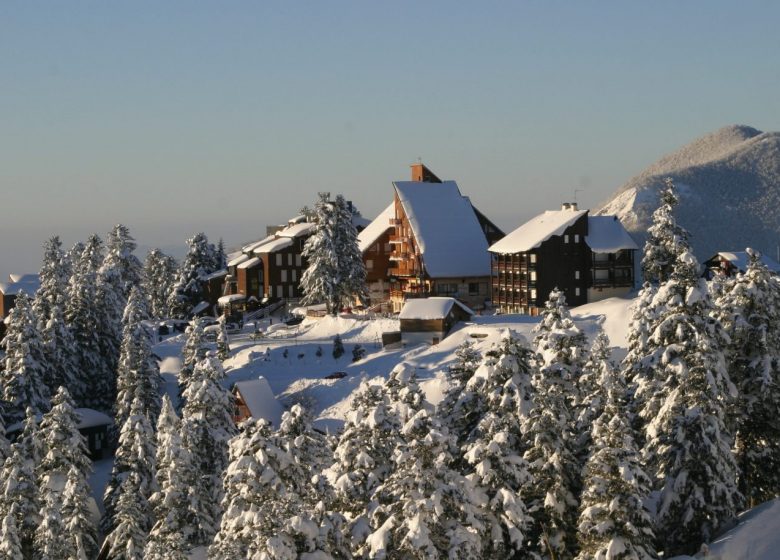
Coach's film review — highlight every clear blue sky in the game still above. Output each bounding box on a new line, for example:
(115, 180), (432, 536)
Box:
(1, 1), (779, 277)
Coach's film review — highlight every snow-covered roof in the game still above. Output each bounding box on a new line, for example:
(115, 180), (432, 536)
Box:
(237, 257), (261, 270)
(253, 237), (293, 254)
(393, 181), (490, 277)
(203, 269), (228, 281)
(227, 253), (250, 267)
(585, 216), (639, 254)
(490, 207), (587, 254)
(398, 297), (474, 321)
(277, 222), (316, 239)
(218, 294), (246, 305)
(716, 251), (780, 273)
(0, 274), (40, 296)
(358, 203), (395, 253)
(241, 235), (275, 253)
(191, 301), (211, 315)
(234, 377), (284, 426)
(7, 408), (112, 433)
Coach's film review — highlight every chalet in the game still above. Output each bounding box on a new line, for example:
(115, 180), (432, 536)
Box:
(489, 204), (637, 314)
(359, 164), (503, 313)
(7, 408), (112, 461)
(0, 274), (40, 338)
(399, 297), (474, 346)
(232, 377), (284, 426)
(703, 251), (780, 278)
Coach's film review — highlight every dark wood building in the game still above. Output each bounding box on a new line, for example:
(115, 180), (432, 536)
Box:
(490, 205), (637, 314)
(703, 251), (780, 278)
(398, 297), (474, 345)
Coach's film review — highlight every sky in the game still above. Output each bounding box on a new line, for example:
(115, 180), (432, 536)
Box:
(1, 1), (779, 279)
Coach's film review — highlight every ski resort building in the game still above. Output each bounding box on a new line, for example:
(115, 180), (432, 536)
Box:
(398, 296), (473, 346)
(489, 204), (637, 314)
(359, 164), (504, 312)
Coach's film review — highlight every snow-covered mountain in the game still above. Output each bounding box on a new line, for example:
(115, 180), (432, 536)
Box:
(597, 125), (780, 261)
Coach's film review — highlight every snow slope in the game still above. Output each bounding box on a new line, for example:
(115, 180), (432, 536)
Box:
(596, 124), (780, 260)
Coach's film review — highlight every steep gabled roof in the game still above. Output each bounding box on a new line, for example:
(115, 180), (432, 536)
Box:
(358, 203), (395, 253)
(489, 208), (587, 254)
(393, 181), (490, 278)
(586, 216), (638, 253)
(715, 251), (780, 273)
(0, 274), (40, 296)
(234, 377), (284, 426)
(398, 297), (474, 320)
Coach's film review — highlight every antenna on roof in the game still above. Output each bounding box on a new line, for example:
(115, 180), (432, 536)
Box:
(417, 156), (422, 164)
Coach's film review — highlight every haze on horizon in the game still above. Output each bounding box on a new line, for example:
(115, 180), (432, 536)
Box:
(1, 1), (779, 279)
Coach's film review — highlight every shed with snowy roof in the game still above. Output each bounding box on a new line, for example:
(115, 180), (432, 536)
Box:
(7, 408), (112, 461)
(490, 205), (637, 314)
(232, 377), (285, 426)
(703, 250), (780, 278)
(399, 297), (473, 346)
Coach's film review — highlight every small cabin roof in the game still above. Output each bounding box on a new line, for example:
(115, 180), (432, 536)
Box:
(398, 297), (474, 321)
(489, 207), (587, 254)
(714, 251), (780, 273)
(218, 293), (246, 305)
(7, 408), (112, 433)
(358, 203), (395, 253)
(234, 377), (284, 426)
(0, 274), (40, 296)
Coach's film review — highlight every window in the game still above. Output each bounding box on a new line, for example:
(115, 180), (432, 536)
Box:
(277, 285), (283, 298)
(295, 254), (302, 266)
(530, 254), (537, 264)
(531, 289), (537, 300)
(275, 254), (282, 266)
(575, 287), (581, 296)
(288, 254), (293, 266)
(292, 269), (297, 282)
(281, 270), (287, 282)
(289, 285), (294, 298)
(384, 243), (392, 252)
(575, 270), (580, 280)
(367, 259), (374, 270)
(436, 283), (457, 295)
(574, 234), (580, 243)
(468, 282), (479, 295)
(530, 271), (537, 282)
(564, 235), (569, 243)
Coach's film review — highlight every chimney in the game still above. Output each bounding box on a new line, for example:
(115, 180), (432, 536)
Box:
(410, 162), (443, 183)
(561, 202), (578, 211)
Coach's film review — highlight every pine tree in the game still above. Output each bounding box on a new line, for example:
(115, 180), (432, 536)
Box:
(642, 250), (741, 556)
(214, 238), (227, 270)
(32, 235), (70, 333)
(62, 465), (98, 560)
(104, 472), (149, 560)
(65, 234), (105, 408)
(352, 343), (366, 362)
(334, 194), (369, 308)
(576, 356), (656, 560)
(641, 178), (688, 285)
(142, 249), (177, 319)
(114, 287), (161, 429)
(364, 409), (483, 559)
(101, 224), (143, 300)
(179, 319), (209, 406)
(622, 282), (658, 437)
(1, 409), (40, 557)
(575, 332), (615, 461)
(145, 396), (193, 560)
(0, 418), (10, 466)
(1, 292), (50, 422)
(716, 248), (780, 506)
(103, 397), (157, 536)
(216, 321), (230, 360)
(34, 388), (92, 560)
(333, 333), (345, 359)
(437, 340), (483, 445)
(0, 507), (23, 559)
(167, 232), (218, 319)
(301, 192), (341, 314)
(462, 331), (535, 557)
(181, 356), (236, 545)
(40, 302), (79, 399)
(522, 289), (585, 559)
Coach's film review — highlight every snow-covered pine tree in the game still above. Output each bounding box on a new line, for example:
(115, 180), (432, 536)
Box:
(716, 248), (780, 506)
(301, 192), (341, 315)
(216, 321), (230, 360)
(1, 408), (41, 557)
(641, 178), (688, 285)
(1, 292), (50, 422)
(114, 286), (161, 429)
(142, 248), (177, 319)
(214, 238), (227, 270)
(167, 232), (218, 319)
(34, 387), (92, 560)
(104, 471), (149, 560)
(462, 331), (535, 557)
(0, 507), (23, 560)
(575, 331), (615, 462)
(101, 224), (143, 300)
(103, 396), (157, 536)
(622, 282), (658, 432)
(145, 396), (193, 560)
(330, 380), (401, 548)
(32, 235), (69, 332)
(181, 356), (236, 545)
(437, 340), (482, 444)
(62, 465), (98, 560)
(65, 234), (105, 408)
(333, 333), (345, 359)
(364, 409), (483, 559)
(642, 250), (741, 556)
(0, 419), (10, 466)
(522, 288), (586, 559)
(576, 358), (656, 560)
(179, 319), (209, 406)
(40, 301), (79, 399)
(334, 194), (368, 309)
